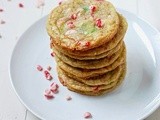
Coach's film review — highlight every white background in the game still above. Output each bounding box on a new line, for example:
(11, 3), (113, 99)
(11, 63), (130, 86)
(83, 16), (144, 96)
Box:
(0, 0), (160, 119)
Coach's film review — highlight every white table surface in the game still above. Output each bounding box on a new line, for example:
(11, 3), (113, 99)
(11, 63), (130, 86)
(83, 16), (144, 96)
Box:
(0, 0), (160, 120)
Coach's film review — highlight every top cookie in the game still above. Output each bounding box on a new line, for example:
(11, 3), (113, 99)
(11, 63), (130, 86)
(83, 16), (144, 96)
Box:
(47, 0), (119, 51)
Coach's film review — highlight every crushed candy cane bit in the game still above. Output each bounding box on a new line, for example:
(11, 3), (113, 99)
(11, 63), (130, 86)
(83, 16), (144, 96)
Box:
(67, 21), (75, 29)
(50, 82), (59, 94)
(44, 89), (54, 99)
(44, 70), (53, 80)
(96, 19), (103, 28)
(51, 52), (55, 57)
(71, 14), (77, 20)
(0, 9), (4, 12)
(84, 112), (92, 119)
(93, 86), (99, 92)
(0, 20), (6, 24)
(36, 0), (45, 8)
(59, 1), (62, 5)
(90, 5), (96, 13)
(19, 3), (24, 8)
(50, 82), (59, 89)
(66, 95), (72, 101)
(44, 70), (50, 76)
(37, 65), (43, 71)
(46, 74), (53, 80)
(85, 42), (90, 47)
(47, 66), (52, 71)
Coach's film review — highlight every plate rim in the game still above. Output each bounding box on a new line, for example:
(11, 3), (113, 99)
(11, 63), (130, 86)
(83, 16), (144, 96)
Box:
(9, 8), (160, 120)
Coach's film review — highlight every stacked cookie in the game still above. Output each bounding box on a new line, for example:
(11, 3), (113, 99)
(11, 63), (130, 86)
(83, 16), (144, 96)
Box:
(47, 0), (128, 96)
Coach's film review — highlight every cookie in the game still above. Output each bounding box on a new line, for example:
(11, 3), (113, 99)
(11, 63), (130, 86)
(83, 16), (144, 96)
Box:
(56, 45), (126, 78)
(47, 0), (119, 51)
(50, 14), (127, 57)
(63, 64), (126, 96)
(58, 64), (122, 86)
(51, 39), (123, 60)
(54, 43), (124, 69)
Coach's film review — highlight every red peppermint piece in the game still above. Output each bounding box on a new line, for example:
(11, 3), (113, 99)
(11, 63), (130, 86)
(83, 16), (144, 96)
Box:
(67, 21), (75, 29)
(66, 95), (72, 101)
(46, 74), (53, 80)
(96, 19), (103, 28)
(85, 42), (90, 47)
(50, 82), (59, 94)
(47, 66), (52, 71)
(0, 9), (4, 12)
(19, 3), (24, 8)
(51, 52), (55, 57)
(44, 70), (53, 80)
(71, 14), (77, 20)
(84, 112), (92, 119)
(90, 5), (96, 13)
(50, 82), (59, 89)
(93, 86), (99, 92)
(59, 1), (62, 5)
(44, 70), (50, 76)
(0, 20), (5, 24)
(44, 89), (54, 99)
(37, 65), (43, 71)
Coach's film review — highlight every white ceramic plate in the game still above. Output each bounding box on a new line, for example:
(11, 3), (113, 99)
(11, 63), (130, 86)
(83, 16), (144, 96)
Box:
(9, 9), (160, 120)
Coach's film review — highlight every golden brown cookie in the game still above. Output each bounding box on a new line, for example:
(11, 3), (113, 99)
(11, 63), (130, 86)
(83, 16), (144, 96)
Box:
(47, 0), (120, 51)
(54, 43), (124, 69)
(50, 14), (127, 57)
(63, 63), (127, 96)
(52, 40), (123, 60)
(58, 64), (122, 86)
(56, 45), (126, 78)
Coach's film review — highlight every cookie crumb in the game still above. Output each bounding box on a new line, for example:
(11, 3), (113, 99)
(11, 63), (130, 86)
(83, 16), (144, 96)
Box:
(84, 112), (92, 119)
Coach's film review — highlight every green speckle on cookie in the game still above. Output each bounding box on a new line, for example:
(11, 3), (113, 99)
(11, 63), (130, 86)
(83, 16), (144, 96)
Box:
(83, 6), (89, 12)
(81, 22), (97, 34)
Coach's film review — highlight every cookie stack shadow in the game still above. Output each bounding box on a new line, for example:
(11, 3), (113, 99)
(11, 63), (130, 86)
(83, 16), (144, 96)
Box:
(48, 13), (128, 96)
